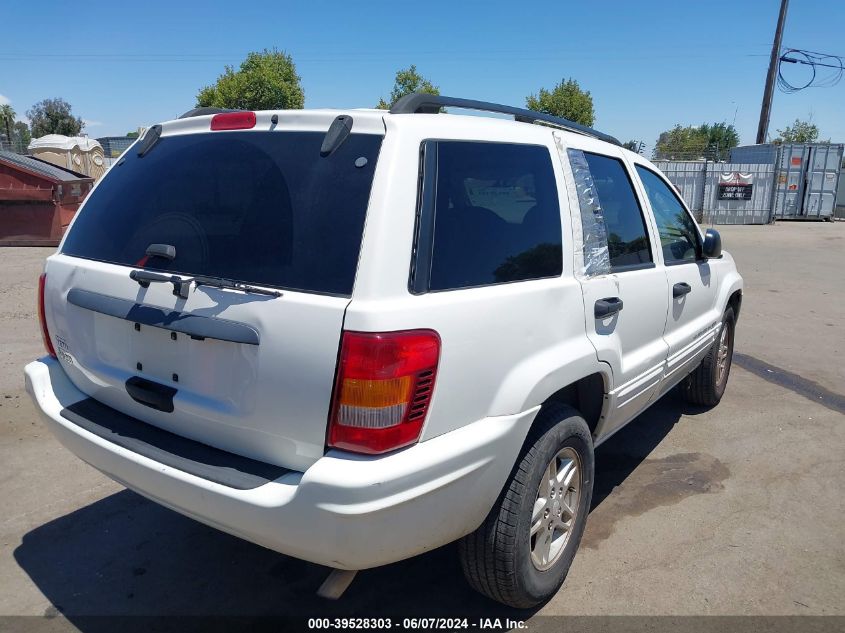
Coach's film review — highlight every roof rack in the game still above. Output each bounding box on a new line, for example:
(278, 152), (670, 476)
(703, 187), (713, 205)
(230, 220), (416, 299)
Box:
(389, 93), (621, 146)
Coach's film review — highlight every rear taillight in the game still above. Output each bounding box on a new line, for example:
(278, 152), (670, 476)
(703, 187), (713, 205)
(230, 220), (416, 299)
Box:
(38, 273), (56, 358)
(210, 111), (256, 131)
(328, 330), (440, 455)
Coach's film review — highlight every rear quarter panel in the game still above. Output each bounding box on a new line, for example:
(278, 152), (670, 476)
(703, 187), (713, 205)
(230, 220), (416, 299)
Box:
(347, 116), (602, 442)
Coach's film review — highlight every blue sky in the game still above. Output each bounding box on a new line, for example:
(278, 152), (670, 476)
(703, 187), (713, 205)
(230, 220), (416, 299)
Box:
(2, 0), (843, 151)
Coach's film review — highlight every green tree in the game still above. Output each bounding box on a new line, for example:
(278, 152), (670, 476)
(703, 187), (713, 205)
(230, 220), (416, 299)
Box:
(126, 131), (140, 138)
(654, 125), (708, 160)
(376, 65), (439, 109)
(653, 122), (738, 160)
(0, 104), (15, 146)
(526, 78), (595, 127)
(699, 122), (739, 160)
(773, 118), (820, 144)
(197, 48), (304, 110)
(27, 98), (84, 138)
(13, 121), (31, 150)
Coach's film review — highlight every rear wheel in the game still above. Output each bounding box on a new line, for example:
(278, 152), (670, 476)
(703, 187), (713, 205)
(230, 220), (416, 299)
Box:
(683, 307), (735, 406)
(459, 404), (594, 608)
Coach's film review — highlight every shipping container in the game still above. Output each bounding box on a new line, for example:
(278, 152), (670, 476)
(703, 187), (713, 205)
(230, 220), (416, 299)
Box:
(729, 144), (779, 165)
(732, 143), (843, 220)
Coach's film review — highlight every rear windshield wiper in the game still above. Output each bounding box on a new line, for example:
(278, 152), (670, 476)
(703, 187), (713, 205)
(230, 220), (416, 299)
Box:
(130, 270), (281, 299)
(191, 275), (282, 298)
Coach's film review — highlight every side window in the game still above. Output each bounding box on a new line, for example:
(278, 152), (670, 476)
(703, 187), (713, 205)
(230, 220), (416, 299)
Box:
(635, 165), (700, 264)
(416, 141), (563, 292)
(581, 152), (653, 270)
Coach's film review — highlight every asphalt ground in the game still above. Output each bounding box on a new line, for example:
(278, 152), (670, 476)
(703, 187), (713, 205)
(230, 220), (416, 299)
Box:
(0, 221), (843, 631)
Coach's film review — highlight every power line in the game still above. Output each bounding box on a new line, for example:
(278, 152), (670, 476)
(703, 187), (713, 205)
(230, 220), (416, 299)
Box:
(0, 49), (774, 64)
(777, 48), (844, 92)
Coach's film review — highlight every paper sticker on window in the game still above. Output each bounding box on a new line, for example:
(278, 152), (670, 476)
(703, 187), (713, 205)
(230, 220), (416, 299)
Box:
(464, 179), (537, 223)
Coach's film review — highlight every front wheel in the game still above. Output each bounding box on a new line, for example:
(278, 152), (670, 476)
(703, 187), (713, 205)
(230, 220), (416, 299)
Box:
(683, 307), (736, 406)
(459, 404), (594, 608)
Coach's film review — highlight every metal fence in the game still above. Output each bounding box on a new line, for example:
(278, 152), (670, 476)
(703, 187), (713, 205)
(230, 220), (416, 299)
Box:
(654, 161), (777, 225)
(652, 161), (708, 217)
(702, 163), (776, 225)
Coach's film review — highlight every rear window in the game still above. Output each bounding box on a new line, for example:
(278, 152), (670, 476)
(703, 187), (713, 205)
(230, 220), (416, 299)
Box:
(61, 130), (383, 296)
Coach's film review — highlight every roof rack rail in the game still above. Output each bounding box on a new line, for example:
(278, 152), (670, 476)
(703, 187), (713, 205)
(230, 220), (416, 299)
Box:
(178, 107), (241, 119)
(389, 93), (621, 146)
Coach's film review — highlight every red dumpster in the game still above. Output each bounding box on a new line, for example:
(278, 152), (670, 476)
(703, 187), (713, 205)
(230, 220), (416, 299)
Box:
(0, 150), (94, 246)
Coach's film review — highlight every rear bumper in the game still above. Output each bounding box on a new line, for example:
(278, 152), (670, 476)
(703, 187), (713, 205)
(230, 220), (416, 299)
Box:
(25, 357), (537, 570)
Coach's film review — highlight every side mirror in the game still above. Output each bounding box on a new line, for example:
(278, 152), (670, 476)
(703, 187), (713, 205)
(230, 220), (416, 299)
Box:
(703, 228), (722, 259)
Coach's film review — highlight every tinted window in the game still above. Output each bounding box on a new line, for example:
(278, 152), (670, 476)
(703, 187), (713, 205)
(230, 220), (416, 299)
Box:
(636, 165), (700, 264)
(62, 131), (382, 296)
(424, 142), (562, 291)
(582, 153), (652, 270)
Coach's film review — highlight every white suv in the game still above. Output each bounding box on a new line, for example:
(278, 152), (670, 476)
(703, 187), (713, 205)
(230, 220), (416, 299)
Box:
(25, 94), (743, 608)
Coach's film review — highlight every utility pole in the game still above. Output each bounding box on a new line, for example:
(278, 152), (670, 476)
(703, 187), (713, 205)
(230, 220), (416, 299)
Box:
(756, 0), (789, 144)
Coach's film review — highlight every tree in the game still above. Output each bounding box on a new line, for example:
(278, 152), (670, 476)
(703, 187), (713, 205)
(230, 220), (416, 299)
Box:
(654, 125), (708, 160)
(0, 104), (14, 146)
(773, 118), (820, 144)
(699, 122), (739, 159)
(126, 131), (140, 138)
(376, 65), (439, 109)
(653, 122), (739, 160)
(27, 98), (84, 138)
(526, 78), (594, 127)
(197, 48), (304, 110)
(13, 121), (31, 150)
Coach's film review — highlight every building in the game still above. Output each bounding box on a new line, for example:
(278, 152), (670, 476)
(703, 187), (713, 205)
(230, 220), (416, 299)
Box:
(0, 151), (94, 246)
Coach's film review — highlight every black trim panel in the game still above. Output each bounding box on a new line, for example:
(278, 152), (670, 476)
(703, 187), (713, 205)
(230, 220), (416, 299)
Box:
(67, 288), (259, 345)
(125, 376), (177, 412)
(60, 398), (290, 490)
(409, 140), (438, 295)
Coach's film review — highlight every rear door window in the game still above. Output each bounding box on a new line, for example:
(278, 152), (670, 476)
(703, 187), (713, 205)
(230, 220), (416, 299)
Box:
(412, 141), (563, 292)
(581, 152), (653, 271)
(61, 131), (383, 296)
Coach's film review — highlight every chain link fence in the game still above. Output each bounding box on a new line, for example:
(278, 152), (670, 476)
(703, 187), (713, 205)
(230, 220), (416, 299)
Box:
(0, 137), (29, 154)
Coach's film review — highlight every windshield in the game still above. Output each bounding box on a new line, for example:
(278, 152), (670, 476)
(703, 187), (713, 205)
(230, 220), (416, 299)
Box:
(61, 130), (383, 296)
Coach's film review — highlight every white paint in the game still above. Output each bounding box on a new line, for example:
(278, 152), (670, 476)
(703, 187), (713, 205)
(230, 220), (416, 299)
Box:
(25, 106), (744, 571)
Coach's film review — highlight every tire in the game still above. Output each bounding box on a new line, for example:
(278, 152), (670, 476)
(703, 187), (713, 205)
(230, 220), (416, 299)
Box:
(459, 403), (594, 608)
(683, 307), (736, 406)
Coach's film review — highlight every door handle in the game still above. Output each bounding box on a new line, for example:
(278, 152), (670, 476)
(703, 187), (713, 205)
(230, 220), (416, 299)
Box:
(595, 297), (624, 319)
(673, 282), (692, 298)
